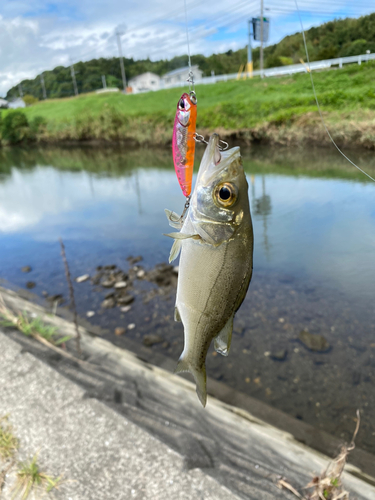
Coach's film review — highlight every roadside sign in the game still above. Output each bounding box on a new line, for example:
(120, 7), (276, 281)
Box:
(252, 17), (270, 42)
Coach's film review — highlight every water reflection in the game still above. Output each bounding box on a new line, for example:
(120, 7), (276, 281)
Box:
(251, 175), (272, 260)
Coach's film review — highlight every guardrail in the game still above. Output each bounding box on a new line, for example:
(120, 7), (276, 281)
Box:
(160, 52), (375, 90)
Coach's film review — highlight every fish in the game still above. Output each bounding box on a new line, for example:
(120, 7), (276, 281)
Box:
(165, 134), (254, 406)
(172, 92), (197, 197)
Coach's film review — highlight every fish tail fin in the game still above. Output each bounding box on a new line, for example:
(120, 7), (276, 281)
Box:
(175, 355), (207, 407)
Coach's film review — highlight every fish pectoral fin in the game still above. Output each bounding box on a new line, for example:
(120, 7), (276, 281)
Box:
(174, 306), (181, 322)
(175, 356), (207, 407)
(169, 239), (182, 263)
(164, 209), (183, 229)
(214, 314), (234, 357)
(163, 232), (201, 240)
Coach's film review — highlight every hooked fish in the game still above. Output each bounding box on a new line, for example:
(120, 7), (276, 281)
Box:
(172, 92), (197, 197)
(165, 134), (254, 406)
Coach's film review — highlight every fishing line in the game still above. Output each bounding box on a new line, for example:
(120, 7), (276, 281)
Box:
(294, 0), (375, 183)
(184, 0), (195, 92)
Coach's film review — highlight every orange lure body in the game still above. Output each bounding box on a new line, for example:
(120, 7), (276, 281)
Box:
(172, 93), (197, 197)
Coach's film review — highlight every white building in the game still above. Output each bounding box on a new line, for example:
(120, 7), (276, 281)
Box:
(0, 98), (8, 109)
(8, 98), (26, 109)
(161, 65), (203, 88)
(128, 72), (160, 94)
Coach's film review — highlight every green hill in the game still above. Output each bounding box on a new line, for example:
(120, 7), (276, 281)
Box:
(5, 12), (375, 100)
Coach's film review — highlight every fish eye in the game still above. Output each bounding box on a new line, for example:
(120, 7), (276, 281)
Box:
(179, 98), (185, 109)
(214, 182), (238, 207)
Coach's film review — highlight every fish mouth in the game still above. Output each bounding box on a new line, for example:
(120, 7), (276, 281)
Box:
(196, 134), (241, 186)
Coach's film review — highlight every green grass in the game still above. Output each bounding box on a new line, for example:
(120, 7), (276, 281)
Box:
(2, 61), (375, 146)
(0, 309), (71, 346)
(0, 416), (18, 461)
(14, 454), (62, 499)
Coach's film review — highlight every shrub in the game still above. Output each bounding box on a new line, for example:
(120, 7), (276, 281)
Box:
(1, 111), (30, 144)
(23, 94), (39, 106)
(30, 115), (47, 134)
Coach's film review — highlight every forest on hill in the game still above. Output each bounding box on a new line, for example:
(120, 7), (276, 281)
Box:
(5, 12), (375, 100)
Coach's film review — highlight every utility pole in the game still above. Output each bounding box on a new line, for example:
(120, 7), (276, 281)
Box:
(40, 73), (47, 99)
(260, 0), (264, 78)
(18, 83), (23, 98)
(70, 60), (78, 96)
(247, 20), (253, 78)
(116, 31), (127, 93)
(102, 75), (107, 89)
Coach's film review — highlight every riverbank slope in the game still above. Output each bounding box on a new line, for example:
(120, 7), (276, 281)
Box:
(2, 62), (375, 149)
(0, 285), (375, 500)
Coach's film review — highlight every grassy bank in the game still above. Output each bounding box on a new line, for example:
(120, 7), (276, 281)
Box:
(2, 61), (375, 148)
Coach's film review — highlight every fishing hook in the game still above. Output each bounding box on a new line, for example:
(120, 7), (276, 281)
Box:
(168, 195), (191, 224)
(194, 133), (229, 151)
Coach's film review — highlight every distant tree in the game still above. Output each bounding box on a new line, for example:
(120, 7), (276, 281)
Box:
(23, 94), (39, 106)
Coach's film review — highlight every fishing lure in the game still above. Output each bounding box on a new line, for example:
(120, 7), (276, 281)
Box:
(172, 92), (197, 198)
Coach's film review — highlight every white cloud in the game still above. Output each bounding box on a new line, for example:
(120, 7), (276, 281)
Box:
(0, 0), (372, 96)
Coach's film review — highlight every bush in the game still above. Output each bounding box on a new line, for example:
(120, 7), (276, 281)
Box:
(1, 111), (30, 144)
(23, 94), (39, 106)
(30, 115), (47, 134)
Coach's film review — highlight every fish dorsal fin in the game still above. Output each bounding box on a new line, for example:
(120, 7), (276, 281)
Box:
(164, 209), (183, 229)
(214, 314), (234, 357)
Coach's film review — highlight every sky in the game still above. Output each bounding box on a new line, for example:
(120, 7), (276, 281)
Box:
(0, 0), (373, 97)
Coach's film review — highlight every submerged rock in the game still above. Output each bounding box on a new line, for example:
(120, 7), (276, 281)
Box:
(117, 295), (134, 306)
(26, 281), (36, 289)
(115, 327), (126, 336)
(142, 334), (164, 347)
(127, 255), (142, 265)
(76, 274), (90, 283)
(21, 266), (32, 273)
(102, 279), (116, 288)
(114, 281), (127, 289)
(298, 330), (330, 352)
(102, 298), (116, 309)
(270, 349), (287, 361)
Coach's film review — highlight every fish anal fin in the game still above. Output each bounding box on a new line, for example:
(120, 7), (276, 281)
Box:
(175, 356), (207, 407)
(169, 239), (182, 263)
(214, 314), (234, 357)
(174, 306), (181, 322)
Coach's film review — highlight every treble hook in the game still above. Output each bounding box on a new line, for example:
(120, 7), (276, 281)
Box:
(169, 195), (191, 224)
(194, 134), (229, 151)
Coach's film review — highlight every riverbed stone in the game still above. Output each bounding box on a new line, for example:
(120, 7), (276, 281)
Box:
(114, 281), (127, 289)
(270, 349), (287, 361)
(143, 333), (164, 347)
(26, 281), (36, 289)
(117, 295), (134, 306)
(102, 297), (116, 309)
(76, 274), (90, 283)
(115, 327), (126, 336)
(298, 330), (330, 352)
(102, 279), (116, 288)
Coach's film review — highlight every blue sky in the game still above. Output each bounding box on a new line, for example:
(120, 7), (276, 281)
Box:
(0, 0), (373, 96)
